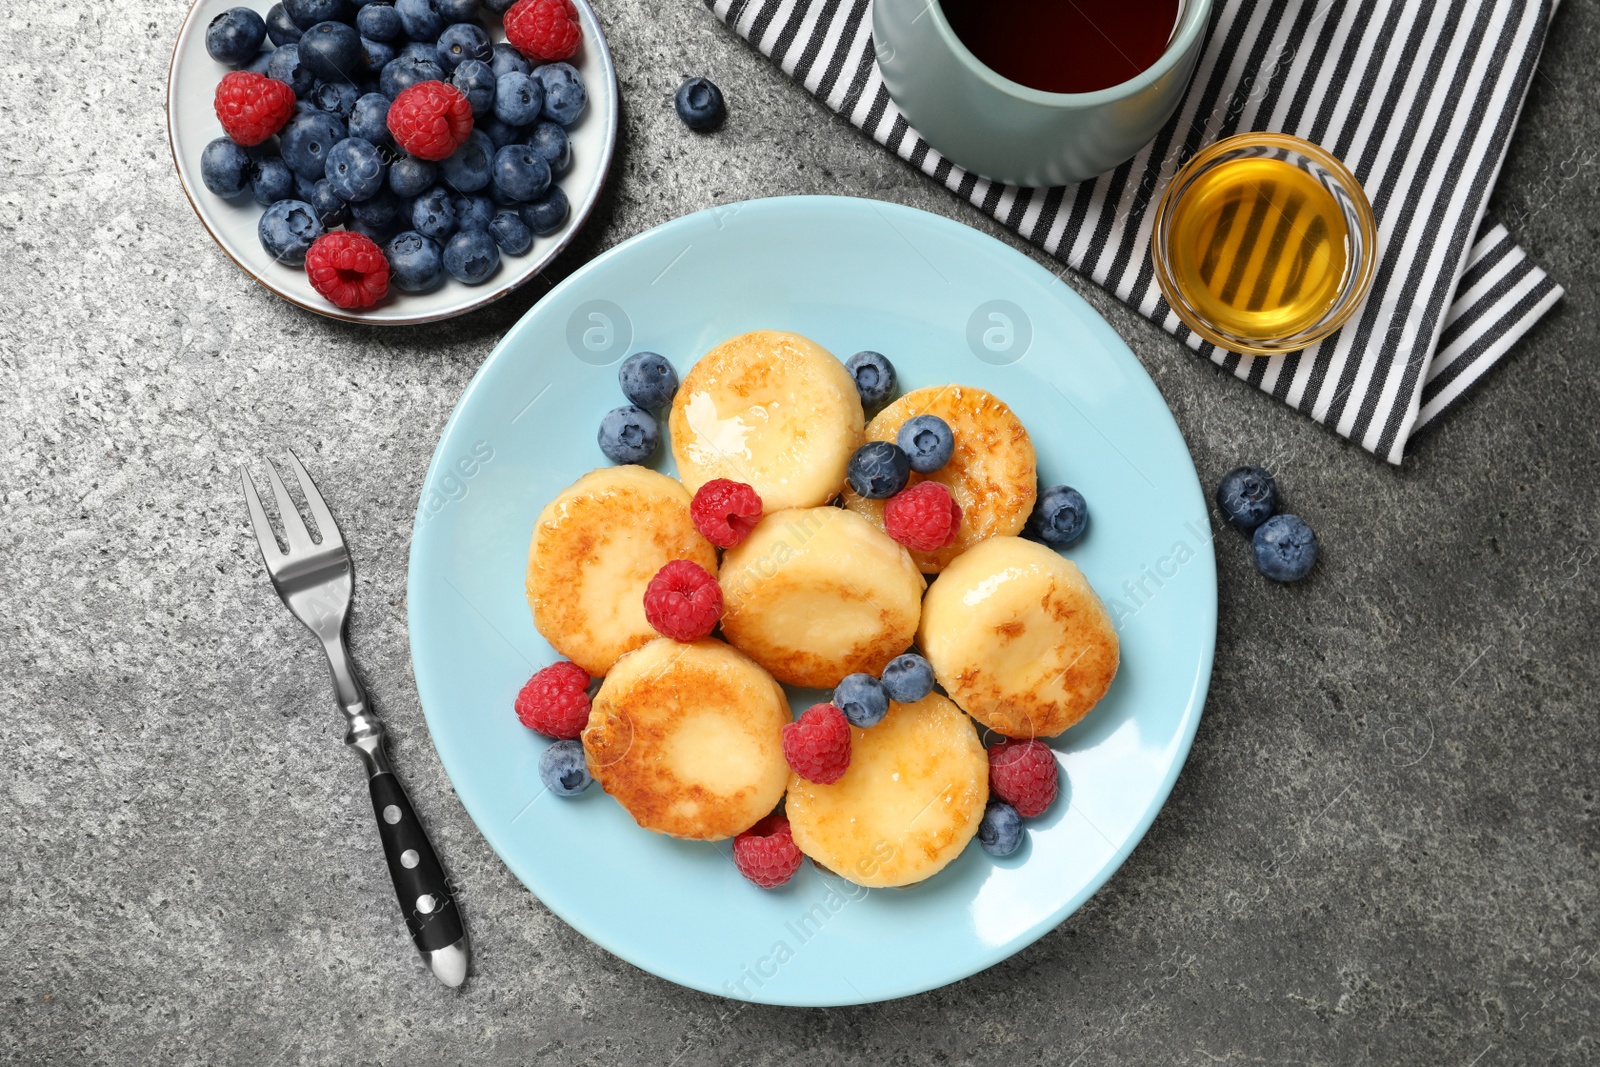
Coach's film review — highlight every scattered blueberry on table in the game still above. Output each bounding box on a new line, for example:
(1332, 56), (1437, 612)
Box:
(674, 76), (726, 131)
(538, 739), (593, 796)
(1252, 513), (1318, 582)
(197, 0), (589, 310)
(618, 351), (679, 410)
(1215, 465), (1279, 531)
(880, 652), (935, 704)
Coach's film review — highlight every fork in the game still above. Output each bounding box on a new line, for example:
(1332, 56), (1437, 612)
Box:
(242, 451), (469, 988)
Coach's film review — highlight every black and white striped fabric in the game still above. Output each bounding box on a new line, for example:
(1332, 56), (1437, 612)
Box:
(705, 0), (1564, 463)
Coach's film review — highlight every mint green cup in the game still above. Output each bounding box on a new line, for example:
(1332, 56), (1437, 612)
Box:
(873, 0), (1212, 187)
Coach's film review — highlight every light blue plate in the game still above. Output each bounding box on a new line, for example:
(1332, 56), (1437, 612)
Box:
(408, 195), (1217, 1006)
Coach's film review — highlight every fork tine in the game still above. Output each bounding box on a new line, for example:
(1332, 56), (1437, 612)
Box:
(241, 467), (284, 571)
(284, 449), (343, 548)
(264, 458), (316, 552)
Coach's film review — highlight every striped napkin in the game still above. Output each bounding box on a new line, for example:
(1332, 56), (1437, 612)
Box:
(704, 0), (1565, 463)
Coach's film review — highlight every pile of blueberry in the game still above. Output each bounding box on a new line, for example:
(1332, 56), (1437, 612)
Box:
(1215, 465), (1318, 581)
(198, 0), (587, 306)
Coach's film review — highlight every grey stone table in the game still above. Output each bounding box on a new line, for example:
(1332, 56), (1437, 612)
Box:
(4, 0), (1596, 1063)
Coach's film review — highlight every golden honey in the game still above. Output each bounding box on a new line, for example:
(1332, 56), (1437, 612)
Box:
(1166, 156), (1351, 340)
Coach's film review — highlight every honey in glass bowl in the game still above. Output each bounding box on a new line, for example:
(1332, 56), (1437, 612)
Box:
(1152, 133), (1377, 355)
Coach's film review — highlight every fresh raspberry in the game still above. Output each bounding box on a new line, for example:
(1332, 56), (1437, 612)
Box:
(732, 814), (804, 888)
(504, 0), (583, 62)
(884, 481), (962, 552)
(783, 703), (852, 784)
(988, 738), (1059, 818)
(690, 479), (763, 549)
(642, 559), (722, 641)
(387, 80), (474, 161)
(212, 71), (296, 147)
(304, 232), (390, 309)
(515, 660), (593, 739)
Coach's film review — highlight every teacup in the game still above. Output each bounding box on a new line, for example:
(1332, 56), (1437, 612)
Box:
(873, 0), (1212, 187)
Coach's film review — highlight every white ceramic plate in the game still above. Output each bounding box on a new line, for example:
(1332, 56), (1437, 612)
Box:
(166, 0), (617, 324)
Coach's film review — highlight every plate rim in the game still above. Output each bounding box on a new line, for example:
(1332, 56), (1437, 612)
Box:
(165, 0), (619, 326)
(406, 193), (1218, 1005)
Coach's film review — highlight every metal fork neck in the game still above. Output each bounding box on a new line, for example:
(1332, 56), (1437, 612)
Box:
(322, 631), (392, 778)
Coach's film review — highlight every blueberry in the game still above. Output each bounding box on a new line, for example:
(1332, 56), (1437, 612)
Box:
(519, 185), (567, 235)
(250, 156), (296, 205)
(476, 115), (518, 148)
(411, 187), (456, 240)
(482, 0), (517, 14)
(674, 76), (726, 131)
(1252, 514), (1318, 582)
(206, 8), (268, 66)
(435, 0), (479, 22)
(245, 50), (274, 75)
(258, 199), (323, 264)
(534, 62), (586, 126)
(397, 40), (437, 65)
(452, 58), (496, 115)
(298, 21), (362, 81)
(846, 441), (911, 499)
(439, 129), (492, 192)
(293, 172), (320, 201)
(490, 143), (550, 202)
(523, 121), (570, 174)
(267, 44), (316, 98)
(442, 227), (500, 283)
(489, 209), (532, 254)
(388, 155), (435, 196)
(897, 414), (954, 474)
(310, 178), (350, 226)
(1027, 485), (1088, 546)
(834, 673), (889, 728)
(280, 110), (347, 179)
(451, 194), (494, 231)
(283, 0), (346, 30)
(307, 79), (359, 119)
(435, 22), (491, 71)
(539, 740), (593, 796)
(322, 137), (384, 201)
(489, 42), (530, 78)
(357, 37), (396, 76)
(844, 350), (896, 410)
(386, 230), (444, 291)
(378, 54), (444, 98)
(349, 186), (401, 229)
(347, 92), (390, 142)
(393, 0), (442, 41)
(355, 1), (400, 38)
(880, 653), (934, 704)
(265, 3), (303, 45)
(200, 138), (253, 197)
(1215, 465), (1278, 532)
(597, 405), (659, 464)
(618, 352), (678, 410)
(348, 218), (400, 243)
(494, 71), (544, 126)
(978, 801), (1023, 857)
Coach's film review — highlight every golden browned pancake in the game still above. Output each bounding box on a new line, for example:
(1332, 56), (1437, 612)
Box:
(718, 507), (925, 689)
(526, 465), (718, 677)
(919, 535), (1119, 737)
(842, 384), (1036, 573)
(786, 693), (988, 888)
(668, 330), (864, 511)
(582, 638), (790, 840)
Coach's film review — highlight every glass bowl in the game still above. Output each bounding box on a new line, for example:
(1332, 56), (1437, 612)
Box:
(1151, 132), (1377, 355)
